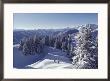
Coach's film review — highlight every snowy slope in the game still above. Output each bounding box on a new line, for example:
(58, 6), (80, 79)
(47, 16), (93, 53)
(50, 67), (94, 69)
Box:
(26, 59), (74, 69)
(26, 47), (74, 69)
(13, 45), (74, 69)
(13, 45), (46, 68)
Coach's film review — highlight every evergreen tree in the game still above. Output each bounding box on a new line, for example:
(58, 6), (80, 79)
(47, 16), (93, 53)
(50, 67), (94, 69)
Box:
(72, 25), (98, 69)
(28, 37), (35, 55)
(33, 35), (40, 53)
(22, 39), (30, 55)
(45, 36), (49, 46)
(67, 34), (72, 55)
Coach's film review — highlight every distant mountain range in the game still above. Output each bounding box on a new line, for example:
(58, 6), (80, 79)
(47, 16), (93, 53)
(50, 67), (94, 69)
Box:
(13, 24), (98, 45)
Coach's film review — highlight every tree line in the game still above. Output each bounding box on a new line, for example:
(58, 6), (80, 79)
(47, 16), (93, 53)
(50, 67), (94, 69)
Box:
(19, 32), (76, 57)
(19, 35), (45, 55)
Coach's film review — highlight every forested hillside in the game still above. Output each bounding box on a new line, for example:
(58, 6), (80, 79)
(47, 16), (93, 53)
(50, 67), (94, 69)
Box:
(13, 24), (98, 69)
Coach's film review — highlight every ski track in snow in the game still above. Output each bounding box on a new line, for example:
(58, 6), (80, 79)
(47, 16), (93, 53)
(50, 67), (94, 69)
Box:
(13, 44), (74, 69)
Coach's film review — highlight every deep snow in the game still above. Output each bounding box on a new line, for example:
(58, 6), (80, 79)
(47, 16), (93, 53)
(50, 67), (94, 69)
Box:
(13, 45), (74, 69)
(13, 45), (46, 68)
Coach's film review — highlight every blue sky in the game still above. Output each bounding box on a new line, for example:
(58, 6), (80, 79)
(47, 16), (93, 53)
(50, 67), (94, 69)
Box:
(13, 13), (98, 30)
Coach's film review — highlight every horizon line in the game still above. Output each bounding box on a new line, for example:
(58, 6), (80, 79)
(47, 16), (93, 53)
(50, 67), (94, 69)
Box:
(13, 24), (98, 30)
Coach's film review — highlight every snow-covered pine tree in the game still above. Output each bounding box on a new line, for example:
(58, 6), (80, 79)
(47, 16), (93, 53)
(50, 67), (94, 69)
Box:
(40, 37), (45, 47)
(48, 35), (55, 47)
(61, 36), (66, 52)
(33, 35), (40, 53)
(54, 37), (62, 49)
(37, 38), (45, 53)
(45, 36), (49, 46)
(67, 34), (72, 55)
(72, 24), (98, 69)
(54, 37), (58, 49)
(61, 36), (68, 52)
(28, 37), (35, 55)
(22, 38), (30, 55)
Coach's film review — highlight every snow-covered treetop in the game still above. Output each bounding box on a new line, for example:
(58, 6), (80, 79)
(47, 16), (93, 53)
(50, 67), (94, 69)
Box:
(77, 24), (98, 31)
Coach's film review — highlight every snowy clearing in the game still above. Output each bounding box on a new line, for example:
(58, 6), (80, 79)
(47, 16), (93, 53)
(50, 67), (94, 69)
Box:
(13, 45), (74, 69)
(26, 59), (74, 69)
